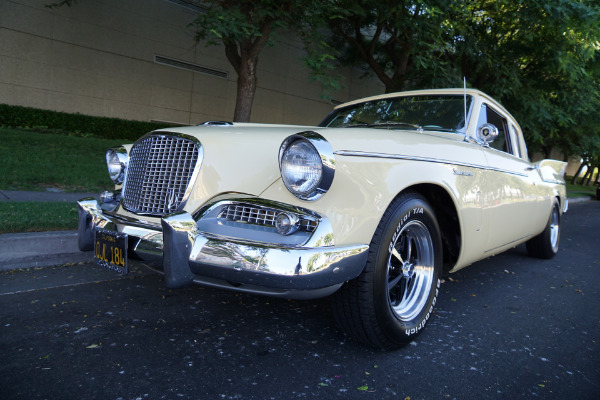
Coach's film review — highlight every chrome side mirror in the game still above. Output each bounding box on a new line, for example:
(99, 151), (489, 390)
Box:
(477, 123), (499, 145)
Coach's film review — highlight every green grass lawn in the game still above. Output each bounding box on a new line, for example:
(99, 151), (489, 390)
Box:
(566, 179), (597, 198)
(0, 128), (130, 233)
(0, 201), (78, 234)
(0, 128), (128, 192)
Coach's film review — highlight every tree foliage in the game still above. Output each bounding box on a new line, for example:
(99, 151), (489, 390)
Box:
(316, 0), (456, 93)
(454, 0), (600, 158)
(191, 0), (320, 122)
(312, 0), (600, 160)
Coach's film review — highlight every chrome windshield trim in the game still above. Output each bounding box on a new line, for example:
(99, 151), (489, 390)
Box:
(334, 150), (529, 178)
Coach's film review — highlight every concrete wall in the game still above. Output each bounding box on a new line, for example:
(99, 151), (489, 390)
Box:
(0, 0), (383, 126)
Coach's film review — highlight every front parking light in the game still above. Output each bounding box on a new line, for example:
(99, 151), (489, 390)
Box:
(276, 212), (300, 235)
(106, 147), (128, 184)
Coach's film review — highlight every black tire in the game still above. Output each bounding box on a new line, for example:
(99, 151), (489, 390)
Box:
(526, 198), (561, 259)
(332, 192), (443, 349)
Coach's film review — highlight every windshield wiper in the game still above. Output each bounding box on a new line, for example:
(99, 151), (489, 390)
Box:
(368, 122), (422, 130)
(343, 122), (459, 133)
(344, 122), (422, 130)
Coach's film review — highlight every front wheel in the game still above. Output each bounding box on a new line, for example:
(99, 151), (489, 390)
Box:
(526, 198), (561, 259)
(332, 192), (442, 349)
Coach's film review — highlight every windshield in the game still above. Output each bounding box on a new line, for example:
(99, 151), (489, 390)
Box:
(320, 95), (473, 133)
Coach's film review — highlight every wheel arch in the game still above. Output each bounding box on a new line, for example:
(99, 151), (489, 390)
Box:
(391, 183), (462, 273)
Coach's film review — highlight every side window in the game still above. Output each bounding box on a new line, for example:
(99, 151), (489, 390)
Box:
(477, 104), (512, 154)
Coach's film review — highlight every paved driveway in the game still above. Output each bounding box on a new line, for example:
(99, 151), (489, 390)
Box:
(1, 201), (598, 399)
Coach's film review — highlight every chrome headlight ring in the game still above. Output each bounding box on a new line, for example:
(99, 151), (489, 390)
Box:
(106, 146), (129, 185)
(278, 131), (335, 201)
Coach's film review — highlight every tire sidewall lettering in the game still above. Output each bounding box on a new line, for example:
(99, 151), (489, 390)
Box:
(388, 206), (424, 254)
(405, 280), (439, 336)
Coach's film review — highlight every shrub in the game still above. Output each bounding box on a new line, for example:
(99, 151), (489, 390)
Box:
(0, 104), (175, 140)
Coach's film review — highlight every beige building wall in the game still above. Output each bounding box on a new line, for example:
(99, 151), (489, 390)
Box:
(0, 0), (383, 126)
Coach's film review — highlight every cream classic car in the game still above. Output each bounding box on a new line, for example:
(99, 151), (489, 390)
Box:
(77, 89), (567, 349)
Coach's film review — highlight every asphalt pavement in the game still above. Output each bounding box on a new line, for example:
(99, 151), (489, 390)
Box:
(0, 200), (598, 400)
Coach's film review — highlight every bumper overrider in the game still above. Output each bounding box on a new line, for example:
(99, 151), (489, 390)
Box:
(77, 198), (369, 299)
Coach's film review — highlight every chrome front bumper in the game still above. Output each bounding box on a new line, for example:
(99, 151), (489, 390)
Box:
(77, 199), (369, 299)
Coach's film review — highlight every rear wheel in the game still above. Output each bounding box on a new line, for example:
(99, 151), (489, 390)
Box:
(526, 198), (561, 259)
(332, 192), (442, 349)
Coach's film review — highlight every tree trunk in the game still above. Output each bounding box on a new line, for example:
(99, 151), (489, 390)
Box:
(233, 55), (258, 122)
(221, 19), (273, 123)
(585, 165), (598, 186)
(571, 162), (586, 184)
(542, 145), (552, 160)
(581, 168), (592, 185)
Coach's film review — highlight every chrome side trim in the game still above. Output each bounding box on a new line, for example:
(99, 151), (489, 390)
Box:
(334, 150), (529, 178)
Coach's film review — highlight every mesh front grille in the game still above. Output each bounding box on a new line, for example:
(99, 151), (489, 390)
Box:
(123, 134), (199, 216)
(218, 204), (317, 232)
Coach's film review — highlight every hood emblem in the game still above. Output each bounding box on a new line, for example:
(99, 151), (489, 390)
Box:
(167, 187), (178, 211)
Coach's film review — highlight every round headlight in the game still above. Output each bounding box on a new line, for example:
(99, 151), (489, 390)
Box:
(106, 148), (128, 184)
(281, 139), (323, 197)
(279, 132), (335, 201)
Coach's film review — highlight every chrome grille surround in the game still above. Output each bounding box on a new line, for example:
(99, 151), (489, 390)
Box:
(122, 133), (202, 216)
(218, 203), (317, 233)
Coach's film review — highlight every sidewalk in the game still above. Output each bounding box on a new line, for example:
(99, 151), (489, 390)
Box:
(0, 190), (98, 271)
(0, 189), (98, 202)
(0, 190), (595, 272)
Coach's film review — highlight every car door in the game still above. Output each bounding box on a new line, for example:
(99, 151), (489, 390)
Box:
(477, 104), (547, 252)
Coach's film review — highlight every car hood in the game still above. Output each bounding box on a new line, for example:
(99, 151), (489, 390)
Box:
(152, 123), (471, 208)
(154, 124), (318, 207)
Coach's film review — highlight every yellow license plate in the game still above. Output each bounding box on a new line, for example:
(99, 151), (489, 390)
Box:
(94, 228), (128, 274)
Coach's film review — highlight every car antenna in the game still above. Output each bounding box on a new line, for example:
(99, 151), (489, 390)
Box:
(463, 77), (469, 142)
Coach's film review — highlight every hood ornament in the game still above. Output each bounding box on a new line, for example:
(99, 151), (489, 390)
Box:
(167, 187), (178, 211)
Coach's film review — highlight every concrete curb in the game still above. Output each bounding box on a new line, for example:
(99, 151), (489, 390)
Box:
(567, 196), (594, 204)
(0, 231), (93, 271)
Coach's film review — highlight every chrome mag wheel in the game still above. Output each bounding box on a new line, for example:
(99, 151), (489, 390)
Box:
(549, 204), (560, 253)
(387, 220), (435, 321)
